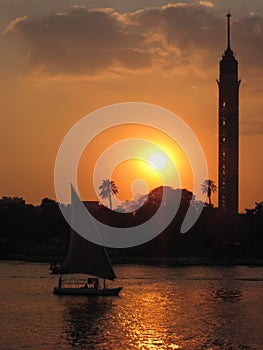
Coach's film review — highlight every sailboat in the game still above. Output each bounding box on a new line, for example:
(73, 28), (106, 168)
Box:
(53, 186), (123, 296)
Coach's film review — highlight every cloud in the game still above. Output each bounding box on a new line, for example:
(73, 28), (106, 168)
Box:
(233, 14), (263, 68)
(3, 16), (27, 34)
(4, 4), (263, 78)
(130, 4), (223, 52)
(199, 1), (214, 8)
(4, 7), (153, 76)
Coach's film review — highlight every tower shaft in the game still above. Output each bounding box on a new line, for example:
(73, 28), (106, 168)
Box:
(217, 14), (240, 213)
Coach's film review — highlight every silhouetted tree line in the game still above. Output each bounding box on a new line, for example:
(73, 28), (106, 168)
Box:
(0, 197), (70, 260)
(0, 190), (262, 262)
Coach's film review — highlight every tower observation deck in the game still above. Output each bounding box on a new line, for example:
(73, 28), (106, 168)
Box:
(217, 13), (240, 213)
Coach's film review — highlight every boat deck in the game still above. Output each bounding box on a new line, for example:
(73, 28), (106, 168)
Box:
(53, 286), (122, 296)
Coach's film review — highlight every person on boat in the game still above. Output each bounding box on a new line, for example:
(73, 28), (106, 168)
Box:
(58, 276), (62, 289)
(94, 279), (99, 290)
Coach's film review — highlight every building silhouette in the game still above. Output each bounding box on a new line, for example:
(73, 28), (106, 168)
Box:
(217, 13), (240, 213)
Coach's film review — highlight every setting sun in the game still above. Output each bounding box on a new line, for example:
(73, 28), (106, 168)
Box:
(148, 152), (167, 170)
(76, 122), (194, 206)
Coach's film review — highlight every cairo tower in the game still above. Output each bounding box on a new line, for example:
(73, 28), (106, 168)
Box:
(217, 13), (240, 214)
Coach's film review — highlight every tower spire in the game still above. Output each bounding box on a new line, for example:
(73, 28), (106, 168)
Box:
(226, 12), (231, 50)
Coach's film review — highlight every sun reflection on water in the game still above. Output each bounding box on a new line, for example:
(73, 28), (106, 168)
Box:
(1, 263), (263, 349)
(119, 289), (182, 349)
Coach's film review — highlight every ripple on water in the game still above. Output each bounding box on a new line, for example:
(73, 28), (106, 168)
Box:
(0, 263), (263, 349)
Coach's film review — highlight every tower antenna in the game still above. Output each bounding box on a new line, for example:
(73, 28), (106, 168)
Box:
(226, 12), (231, 50)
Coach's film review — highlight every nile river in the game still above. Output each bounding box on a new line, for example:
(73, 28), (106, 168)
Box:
(0, 261), (263, 349)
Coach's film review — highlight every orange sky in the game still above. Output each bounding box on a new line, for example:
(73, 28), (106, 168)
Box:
(77, 123), (193, 207)
(0, 1), (262, 212)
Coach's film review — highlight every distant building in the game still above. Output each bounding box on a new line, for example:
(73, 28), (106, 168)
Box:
(0, 196), (25, 207)
(217, 14), (240, 214)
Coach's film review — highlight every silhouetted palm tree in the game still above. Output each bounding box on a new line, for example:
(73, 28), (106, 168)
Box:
(201, 179), (217, 206)
(245, 201), (263, 215)
(99, 179), (118, 210)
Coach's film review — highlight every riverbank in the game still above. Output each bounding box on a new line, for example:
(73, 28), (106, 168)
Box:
(110, 256), (263, 266)
(3, 254), (263, 266)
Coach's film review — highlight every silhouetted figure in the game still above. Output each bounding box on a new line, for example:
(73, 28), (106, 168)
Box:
(94, 279), (99, 290)
(58, 276), (62, 289)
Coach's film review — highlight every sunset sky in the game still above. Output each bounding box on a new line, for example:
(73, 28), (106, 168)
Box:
(0, 0), (262, 212)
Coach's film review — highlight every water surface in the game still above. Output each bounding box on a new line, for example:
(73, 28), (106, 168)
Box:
(0, 261), (263, 349)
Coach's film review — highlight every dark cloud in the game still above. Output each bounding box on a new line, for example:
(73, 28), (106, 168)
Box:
(5, 7), (148, 75)
(232, 14), (263, 68)
(5, 4), (263, 77)
(132, 5), (263, 71)
(132, 4), (223, 48)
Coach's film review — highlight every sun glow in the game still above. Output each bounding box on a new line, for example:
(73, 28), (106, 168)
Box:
(111, 159), (162, 202)
(77, 123), (194, 202)
(148, 152), (167, 170)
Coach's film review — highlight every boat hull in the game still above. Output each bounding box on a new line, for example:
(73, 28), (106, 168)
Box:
(53, 286), (122, 296)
